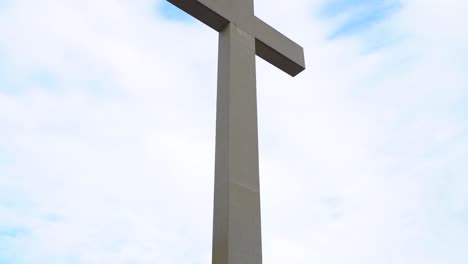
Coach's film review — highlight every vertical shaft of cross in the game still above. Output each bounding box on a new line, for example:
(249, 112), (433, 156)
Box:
(213, 23), (262, 264)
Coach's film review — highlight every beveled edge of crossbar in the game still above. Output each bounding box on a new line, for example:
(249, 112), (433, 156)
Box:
(167, 0), (229, 31)
(253, 17), (305, 77)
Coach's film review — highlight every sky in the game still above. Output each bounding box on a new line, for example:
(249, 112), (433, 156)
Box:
(0, 0), (467, 263)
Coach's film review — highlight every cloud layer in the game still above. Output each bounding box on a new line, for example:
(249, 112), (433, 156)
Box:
(0, 0), (467, 263)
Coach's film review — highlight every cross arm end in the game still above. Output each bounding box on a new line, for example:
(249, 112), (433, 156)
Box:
(253, 17), (305, 77)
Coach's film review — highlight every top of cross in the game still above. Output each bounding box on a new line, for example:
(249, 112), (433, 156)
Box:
(167, 0), (305, 76)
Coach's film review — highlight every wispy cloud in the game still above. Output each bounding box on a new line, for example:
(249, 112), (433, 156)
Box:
(317, 0), (402, 53)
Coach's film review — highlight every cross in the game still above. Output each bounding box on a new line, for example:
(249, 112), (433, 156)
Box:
(166, 0), (305, 263)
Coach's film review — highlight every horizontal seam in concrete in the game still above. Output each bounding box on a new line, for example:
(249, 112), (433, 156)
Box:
(230, 181), (260, 193)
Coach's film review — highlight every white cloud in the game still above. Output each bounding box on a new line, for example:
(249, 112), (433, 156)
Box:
(0, 0), (467, 263)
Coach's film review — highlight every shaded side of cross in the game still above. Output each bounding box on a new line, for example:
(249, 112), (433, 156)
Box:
(167, 0), (305, 263)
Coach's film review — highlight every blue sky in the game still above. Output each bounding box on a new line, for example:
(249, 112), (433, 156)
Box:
(158, 1), (194, 22)
(1, 0), (468, 263)
(319, 0), (402, 38)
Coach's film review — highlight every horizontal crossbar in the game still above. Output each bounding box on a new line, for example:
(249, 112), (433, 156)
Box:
(166, 0), (305, 76)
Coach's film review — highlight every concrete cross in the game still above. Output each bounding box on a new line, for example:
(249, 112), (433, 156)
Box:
(166, 0), (305, 263)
